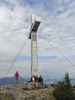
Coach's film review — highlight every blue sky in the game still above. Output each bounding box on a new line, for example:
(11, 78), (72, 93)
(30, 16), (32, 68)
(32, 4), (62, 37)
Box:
(0, 0), (75, 78)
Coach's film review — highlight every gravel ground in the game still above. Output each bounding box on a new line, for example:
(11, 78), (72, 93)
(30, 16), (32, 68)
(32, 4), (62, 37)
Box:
(0, 85), (55, 100)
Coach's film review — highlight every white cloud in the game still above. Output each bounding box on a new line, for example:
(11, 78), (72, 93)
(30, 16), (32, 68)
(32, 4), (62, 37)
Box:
(0, 0), (75, 78)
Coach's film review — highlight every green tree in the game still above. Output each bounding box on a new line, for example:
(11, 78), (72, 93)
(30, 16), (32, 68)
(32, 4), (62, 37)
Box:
(64, 72), (71, 87)
(53, 73), (75, 100)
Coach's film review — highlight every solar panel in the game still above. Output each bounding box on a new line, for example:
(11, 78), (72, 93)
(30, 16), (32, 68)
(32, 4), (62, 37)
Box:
(29, 21), (40, 39)
(31, 21), (40, 32)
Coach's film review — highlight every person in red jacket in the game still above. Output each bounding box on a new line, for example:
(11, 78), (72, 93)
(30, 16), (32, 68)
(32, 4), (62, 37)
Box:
(15, 71), (19, 84)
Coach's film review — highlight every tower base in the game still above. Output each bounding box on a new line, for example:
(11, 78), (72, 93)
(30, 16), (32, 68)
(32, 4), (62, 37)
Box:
(31, 75), (44, 88)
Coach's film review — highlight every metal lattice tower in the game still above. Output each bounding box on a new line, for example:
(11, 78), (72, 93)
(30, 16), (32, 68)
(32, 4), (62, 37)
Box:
(29, 16), (41, 77)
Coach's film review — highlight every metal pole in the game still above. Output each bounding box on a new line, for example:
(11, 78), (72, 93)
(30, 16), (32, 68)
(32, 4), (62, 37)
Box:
(31, 15), (32, 78)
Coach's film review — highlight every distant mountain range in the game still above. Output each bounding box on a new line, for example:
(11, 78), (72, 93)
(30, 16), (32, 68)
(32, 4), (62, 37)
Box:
(0, 77), (28, 85)
(0, 76), (75, 86)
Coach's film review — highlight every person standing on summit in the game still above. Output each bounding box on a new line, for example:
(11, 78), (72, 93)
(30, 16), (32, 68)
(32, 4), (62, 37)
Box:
(15, 71), (20, 84)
